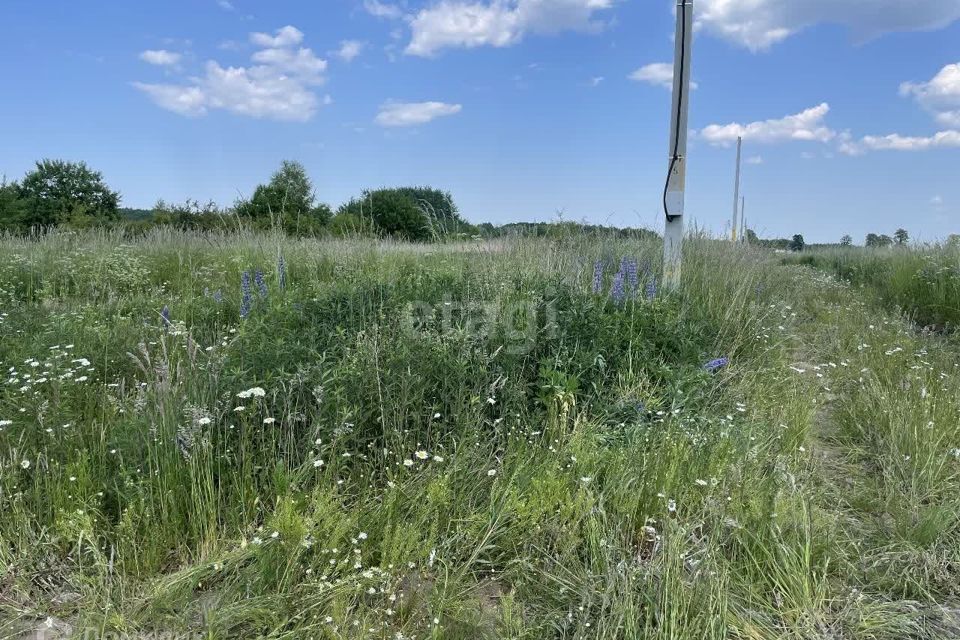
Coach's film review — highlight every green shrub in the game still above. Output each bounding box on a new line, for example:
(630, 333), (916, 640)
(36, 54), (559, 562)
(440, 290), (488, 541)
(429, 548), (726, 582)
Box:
(234, 160), (332, 236)
(338, 189), (432, 240)
(152, 199), (234, 232)
(328, 211), (374, 237)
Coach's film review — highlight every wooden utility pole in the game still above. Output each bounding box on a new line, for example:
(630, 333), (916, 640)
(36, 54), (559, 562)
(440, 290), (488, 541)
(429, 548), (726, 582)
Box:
(662, 0), (694, 291)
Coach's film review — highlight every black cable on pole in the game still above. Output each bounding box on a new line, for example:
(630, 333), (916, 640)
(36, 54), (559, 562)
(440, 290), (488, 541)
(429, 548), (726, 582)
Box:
(663, 0), (688, 223)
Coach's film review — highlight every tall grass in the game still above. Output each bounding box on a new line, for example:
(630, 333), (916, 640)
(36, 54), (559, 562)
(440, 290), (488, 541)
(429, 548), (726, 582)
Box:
(1, 229), (958, 638)
(788, 245), (960, 331)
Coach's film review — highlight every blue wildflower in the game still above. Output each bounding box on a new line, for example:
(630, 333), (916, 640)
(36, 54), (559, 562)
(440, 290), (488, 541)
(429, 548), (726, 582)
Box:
(611, 271), (626, 304)
(645, 277), (658, 301)
(160, 305), (171, 327)
(213, 289), (223, 304)
(254, 269), (268, 298)
(592, 260), (604, 294)
(277, 254), (287, 290)
(240, 271), (253, 319)
(703, 357), (729, 373)
(622, 257), (639, 292)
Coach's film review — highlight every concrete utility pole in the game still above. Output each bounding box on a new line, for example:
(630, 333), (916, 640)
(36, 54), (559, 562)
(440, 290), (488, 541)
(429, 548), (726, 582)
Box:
(662, 0), (694, 291)
(731, 136), (742, 242)
(740, 196), (746, 243)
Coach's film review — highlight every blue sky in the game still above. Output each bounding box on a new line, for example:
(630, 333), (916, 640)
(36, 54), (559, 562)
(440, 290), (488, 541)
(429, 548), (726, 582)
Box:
(1, 0), (959, 242)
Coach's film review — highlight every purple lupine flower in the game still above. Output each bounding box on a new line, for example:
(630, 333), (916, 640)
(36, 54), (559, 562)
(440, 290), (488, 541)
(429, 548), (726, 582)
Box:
(213, 289), (223, 304)
(622, 257), (639, 294)
(254, 269), (268, 298)
(703, 357), (729, 373)
(277, 254), (287, 290)
(240, 271), (253, 319)
(592, 260), (604, 294)
(160, 305), (171, 327)
(645, 277), (658, 301)
(611, 271), (626, 304)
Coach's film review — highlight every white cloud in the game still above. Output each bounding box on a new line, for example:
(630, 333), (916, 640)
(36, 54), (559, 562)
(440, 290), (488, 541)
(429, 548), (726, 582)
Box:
(697, 0), (960, 51)
(217, 0), (234, 10)
(700, 103), (835, 146)
(364, 0), (404, 19)
(628, 62), (698, 90)
(589, 76), (604, 87)
(135, 26), (328, 122)
(250, 25), (304, 48)
(132, 83), (207, 116)
(830, 61), (960, 155)
(629, 63), (672, 89)
(840, 130), (960, 155)
(900, 62), (960, 127)
(251, 46), (328, 75)
(746, 155), (764, 165)
(139, 49), (181, 66)
(405, 0), (616, 57)
(375, 101), (462, 127)
(335, 40), (365, 62)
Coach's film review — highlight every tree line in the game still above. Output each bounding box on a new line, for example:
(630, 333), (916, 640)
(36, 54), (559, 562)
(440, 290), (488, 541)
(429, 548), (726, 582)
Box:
(749, 229), (914, 252)
(1, 159), (661, 242)
(0, 159), (475, 240)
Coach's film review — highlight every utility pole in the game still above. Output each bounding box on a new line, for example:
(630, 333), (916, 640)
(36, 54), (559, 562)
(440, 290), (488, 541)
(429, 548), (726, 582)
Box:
(740, 196), (746, 243)
(731, 136), (742, 242)
(662, 0), (694, 291)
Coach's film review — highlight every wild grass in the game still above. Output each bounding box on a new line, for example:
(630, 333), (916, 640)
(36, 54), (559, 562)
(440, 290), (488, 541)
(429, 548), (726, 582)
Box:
(1, 228), (958, 638)
(787, 245), (960, 331)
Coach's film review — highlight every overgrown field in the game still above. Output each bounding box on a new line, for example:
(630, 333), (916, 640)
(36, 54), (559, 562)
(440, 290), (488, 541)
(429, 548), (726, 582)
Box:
(788, 245), (960, 331)
(1, 230), (959, 639)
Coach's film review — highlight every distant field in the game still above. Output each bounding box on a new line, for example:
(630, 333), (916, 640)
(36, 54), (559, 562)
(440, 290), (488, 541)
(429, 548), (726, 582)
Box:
(1, 230), (959, 639)
(787, 245), (960, 332)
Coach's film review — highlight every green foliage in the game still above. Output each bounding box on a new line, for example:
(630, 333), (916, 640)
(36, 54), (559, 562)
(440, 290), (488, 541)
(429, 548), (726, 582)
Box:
(752, 236), (791, 250)
(866, 232), (894, 248)
(0, 177), (29, 232)
(894, 228), (910, 245)
(6, 159), (120, 231)
(338, 188), (432, 240)
(840, 234), (853, 246)
(235, 160), (331, 235)
(789, 233), (806, 252)
(389, 186), (460, 221)
(2, 231), (959, 638)
(152, 199), (233, 232)
(787, 244), (960, 329)
(488, 220), (659, 241)
(119, 207), (154, 221)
